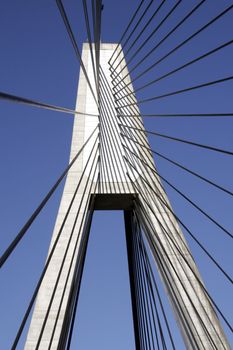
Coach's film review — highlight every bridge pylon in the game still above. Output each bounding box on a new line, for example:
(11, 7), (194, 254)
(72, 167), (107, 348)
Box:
(25, 43), (230, 350)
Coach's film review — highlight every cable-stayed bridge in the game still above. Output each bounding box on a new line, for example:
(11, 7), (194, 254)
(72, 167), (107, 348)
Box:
(0, 1), (232, 349)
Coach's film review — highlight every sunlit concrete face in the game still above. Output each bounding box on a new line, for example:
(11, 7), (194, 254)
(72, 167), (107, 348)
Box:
(25, 43), (230, 350)
(81, 43), (141, 187)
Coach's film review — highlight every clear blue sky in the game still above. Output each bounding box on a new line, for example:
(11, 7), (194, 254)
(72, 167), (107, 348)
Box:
(0, 1), (232, 349)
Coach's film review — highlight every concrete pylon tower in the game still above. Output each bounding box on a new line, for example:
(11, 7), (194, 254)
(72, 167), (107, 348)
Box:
(25, 43), (230, 349)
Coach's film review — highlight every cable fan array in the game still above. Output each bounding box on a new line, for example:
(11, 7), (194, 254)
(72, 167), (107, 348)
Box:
(0, 0), (232, 349)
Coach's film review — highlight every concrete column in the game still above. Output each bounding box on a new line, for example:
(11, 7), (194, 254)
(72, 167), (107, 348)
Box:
(25, 43), (230, 349)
